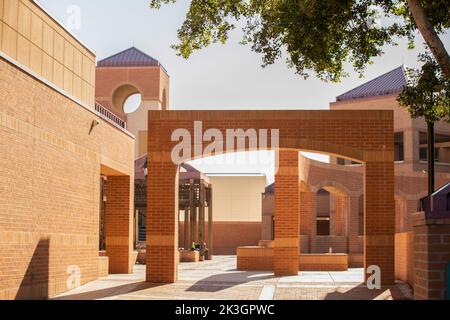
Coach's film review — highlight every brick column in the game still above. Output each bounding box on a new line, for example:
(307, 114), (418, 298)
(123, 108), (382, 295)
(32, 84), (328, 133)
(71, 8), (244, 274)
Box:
(105, 176), (134, 274)
(274, 150), (300, 276)
(364, 161), (395, 285)
(334, 196), (347, 237)
(348, 196), (361, 255)
(414, 214), (450, 300)
(146, 159), (179, 283)
(299, 191), (314, 253)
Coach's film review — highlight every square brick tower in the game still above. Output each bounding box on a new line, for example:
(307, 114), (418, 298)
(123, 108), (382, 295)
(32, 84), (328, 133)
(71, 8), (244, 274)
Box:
(96, 47), (170, 158)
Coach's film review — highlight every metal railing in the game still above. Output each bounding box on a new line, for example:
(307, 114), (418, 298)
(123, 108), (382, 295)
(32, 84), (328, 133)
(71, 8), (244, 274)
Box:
(95, 102), (126, 129)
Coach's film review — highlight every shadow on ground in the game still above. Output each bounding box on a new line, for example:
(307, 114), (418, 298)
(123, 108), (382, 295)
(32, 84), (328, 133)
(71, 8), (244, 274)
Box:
(185, 271), (276, 293)
(52, 282), (161, 300)
(324, 284), (412, 300)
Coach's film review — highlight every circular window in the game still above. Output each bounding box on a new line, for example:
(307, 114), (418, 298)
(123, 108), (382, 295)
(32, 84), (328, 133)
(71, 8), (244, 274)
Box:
(123, 93), (142, 114)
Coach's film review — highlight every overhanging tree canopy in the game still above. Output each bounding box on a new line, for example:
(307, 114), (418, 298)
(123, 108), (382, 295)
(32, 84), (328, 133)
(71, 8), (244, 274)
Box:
(150, 0), (450, 82)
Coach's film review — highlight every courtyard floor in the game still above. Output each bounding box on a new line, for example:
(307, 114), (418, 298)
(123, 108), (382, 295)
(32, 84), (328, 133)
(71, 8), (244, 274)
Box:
(54, 256), (413, 300)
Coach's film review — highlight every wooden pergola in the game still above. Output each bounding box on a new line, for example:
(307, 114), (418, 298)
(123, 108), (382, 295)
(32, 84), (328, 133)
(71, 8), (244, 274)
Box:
(179, 165), (213, 258)
(134, 160), (213, 257)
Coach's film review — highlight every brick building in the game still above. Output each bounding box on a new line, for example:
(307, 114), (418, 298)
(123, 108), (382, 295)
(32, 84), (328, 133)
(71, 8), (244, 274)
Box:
(260, 66), (450, 294)
(1, 0), (449, 300)
(0, 0), (136, 299)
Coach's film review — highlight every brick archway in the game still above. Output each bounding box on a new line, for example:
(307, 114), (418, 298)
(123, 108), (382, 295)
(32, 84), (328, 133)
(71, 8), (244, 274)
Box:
(147, 110), (395, 285)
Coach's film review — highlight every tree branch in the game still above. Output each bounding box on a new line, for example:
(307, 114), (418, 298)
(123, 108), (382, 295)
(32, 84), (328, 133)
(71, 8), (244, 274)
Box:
(406, 0), (450, 79)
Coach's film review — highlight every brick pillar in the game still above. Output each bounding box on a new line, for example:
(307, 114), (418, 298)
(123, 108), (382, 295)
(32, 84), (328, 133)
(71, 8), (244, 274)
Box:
(147, 159), (179, 283)
(364, 161), (395, 285)
(299, 192), (313, 253)
(334, 196), (347, 237)
(348, 196), (361, 258)
(105, 176), (134, 274)
(414, 214), (450, 300)
(310, 193), (318, 253)
(274, 150), (300, 276)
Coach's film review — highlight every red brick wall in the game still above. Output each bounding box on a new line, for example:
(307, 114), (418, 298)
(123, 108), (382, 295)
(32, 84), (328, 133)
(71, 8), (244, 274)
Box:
(274, 150), (300, 276)
(105, 176), (134, 274)
(313, 236), (349, 253)
(299, 192), (313, 236)
(364, 161), (396, 285)
(147, 110), (395, 284)
(146, 161), (179, 283)
(237, 247), (274, 271)
(179, 221), (262, 255)
(414, 216), (450, 300)
(395, 232), (414, 285)
(0, 57), (134, 299)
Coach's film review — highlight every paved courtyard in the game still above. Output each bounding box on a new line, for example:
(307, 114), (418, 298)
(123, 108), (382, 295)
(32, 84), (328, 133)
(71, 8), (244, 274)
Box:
(54, 256), (412, 300)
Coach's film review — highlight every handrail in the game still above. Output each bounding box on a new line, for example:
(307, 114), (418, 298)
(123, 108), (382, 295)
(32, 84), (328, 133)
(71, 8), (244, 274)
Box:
(95, 103), (126, 129)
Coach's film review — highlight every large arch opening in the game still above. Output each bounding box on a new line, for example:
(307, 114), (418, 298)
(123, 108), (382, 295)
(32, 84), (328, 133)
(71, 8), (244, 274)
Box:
(112, 84), (142, 115)
(146, 110), (395, 286)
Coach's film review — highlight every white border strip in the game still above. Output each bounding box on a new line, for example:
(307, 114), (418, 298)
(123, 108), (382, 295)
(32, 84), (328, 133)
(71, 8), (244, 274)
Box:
(0, 52), (135, 139)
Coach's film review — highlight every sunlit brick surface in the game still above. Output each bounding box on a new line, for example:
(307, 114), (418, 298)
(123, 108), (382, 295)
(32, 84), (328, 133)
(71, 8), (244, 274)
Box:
(147, 110), (396, 285)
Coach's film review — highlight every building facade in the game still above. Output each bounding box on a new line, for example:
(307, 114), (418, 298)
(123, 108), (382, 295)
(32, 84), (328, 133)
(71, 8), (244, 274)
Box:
(262, 66), (450, 276)
(0, 0), (136, 299)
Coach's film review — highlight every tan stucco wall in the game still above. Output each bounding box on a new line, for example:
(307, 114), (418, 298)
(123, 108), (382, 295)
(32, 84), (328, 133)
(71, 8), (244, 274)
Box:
(208, 175), (267, 222)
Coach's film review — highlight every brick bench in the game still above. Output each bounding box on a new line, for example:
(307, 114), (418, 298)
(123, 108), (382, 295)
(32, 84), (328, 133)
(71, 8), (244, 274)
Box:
(180, 250), (200, 263)
(299, 254), (348, 271)
(237, 246), (274, 271)
(237, 247), (349, 272)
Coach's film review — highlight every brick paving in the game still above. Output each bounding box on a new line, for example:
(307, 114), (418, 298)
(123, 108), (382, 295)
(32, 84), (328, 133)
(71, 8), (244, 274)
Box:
(54, 256), (412, 300)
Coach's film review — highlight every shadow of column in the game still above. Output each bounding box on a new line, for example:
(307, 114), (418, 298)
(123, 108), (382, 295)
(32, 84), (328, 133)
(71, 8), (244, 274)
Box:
(15, 238), (50, 300)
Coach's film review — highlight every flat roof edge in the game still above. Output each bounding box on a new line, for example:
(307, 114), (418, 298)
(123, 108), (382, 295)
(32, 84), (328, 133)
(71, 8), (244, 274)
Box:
(31, 0), (96, 57)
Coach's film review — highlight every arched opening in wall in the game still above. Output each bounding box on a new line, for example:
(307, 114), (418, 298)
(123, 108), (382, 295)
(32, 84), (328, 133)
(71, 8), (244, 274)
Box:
(112, 84), (142, 115)
(313, 185), (352, 254)
(123, 93), (142, 114)
(180, 151), (273, 257)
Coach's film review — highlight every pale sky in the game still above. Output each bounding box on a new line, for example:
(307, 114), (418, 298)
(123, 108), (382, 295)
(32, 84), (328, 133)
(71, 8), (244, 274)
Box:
(38, 0), (450, 184)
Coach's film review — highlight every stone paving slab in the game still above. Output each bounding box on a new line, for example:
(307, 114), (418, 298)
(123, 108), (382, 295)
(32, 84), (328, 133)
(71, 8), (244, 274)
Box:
(54, 256), (412, 300)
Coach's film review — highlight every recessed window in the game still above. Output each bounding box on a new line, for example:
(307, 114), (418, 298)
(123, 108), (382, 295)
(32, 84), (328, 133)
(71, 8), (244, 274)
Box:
(394, 132), (404, 162)
(419, 132), (449, 163)
(316, 189), (331, 236)
(123, 93), (142, 114)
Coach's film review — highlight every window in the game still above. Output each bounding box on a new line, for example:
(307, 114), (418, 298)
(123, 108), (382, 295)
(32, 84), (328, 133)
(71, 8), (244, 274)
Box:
(419, 132), (450, 163)
(447, 193), (450, 211)
(337, 158), (361, 166)
(316, 217), (331, 236)
(316, 189), (331, 236)
(394, 132), (404, 162)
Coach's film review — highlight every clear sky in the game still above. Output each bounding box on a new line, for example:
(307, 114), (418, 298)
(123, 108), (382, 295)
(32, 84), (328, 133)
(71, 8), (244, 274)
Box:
(38, 0), (449, 183)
